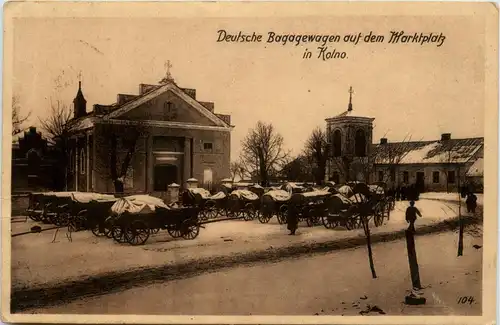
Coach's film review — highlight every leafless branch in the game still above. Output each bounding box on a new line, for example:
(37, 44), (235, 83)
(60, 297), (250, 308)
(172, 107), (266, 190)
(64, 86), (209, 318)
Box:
(239, 121), (290, 185)
(12, 96), (32, 136)
(38, 99), (72, 141)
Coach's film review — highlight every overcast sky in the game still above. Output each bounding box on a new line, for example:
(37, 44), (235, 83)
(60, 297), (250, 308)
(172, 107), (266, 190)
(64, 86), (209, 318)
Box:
(13, 14), (485, 161)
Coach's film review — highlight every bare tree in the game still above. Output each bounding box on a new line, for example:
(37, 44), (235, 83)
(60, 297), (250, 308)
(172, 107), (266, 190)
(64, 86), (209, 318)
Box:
(304, 127), (329, 185)
(94, 121), (149, 193)
(280, 154), (311, 182)
(12, 96), (31, 136)
(230, 161), (246, 182)
(240, 121), (290, 186)
(38, 99), (73, 141)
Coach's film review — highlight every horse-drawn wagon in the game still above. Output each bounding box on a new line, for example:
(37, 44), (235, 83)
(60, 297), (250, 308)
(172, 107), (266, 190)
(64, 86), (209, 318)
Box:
(182, 188), (228, 220)
(29, 192), (82, 226)
(108, 195), (201, 246)
(259, 189), (291, 224)
(227, 189), (261, 221)
(288, 189), (332, 227)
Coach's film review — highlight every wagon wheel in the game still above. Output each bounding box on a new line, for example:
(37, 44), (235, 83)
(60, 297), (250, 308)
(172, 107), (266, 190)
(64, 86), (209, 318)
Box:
(373, 212), (384, 227)
(124, 221), (150, 246)
(277, 205), (288, 224)
(339, 212), (352, 230)
(202, 201), (218, 220)
(55, 212), (70, 227)
(167, 227), (183, 238)
(91, 222), (112, 237)
(112, 226), (127, 243)
(243, 203), (255, 221)
(29, 203), (42, 222)
(150, 228), (161, 234)
(321, 214), (338, 229)
(181, 219), (200, 240)
(306, 208), (318, 227)
(258, 210), (272, 224)
(104, 217), (115, 238)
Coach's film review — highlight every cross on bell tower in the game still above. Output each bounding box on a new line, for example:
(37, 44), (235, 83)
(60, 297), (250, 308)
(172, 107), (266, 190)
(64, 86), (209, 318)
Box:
(348, 86), (354, 112)
(159, 60), (175, 84)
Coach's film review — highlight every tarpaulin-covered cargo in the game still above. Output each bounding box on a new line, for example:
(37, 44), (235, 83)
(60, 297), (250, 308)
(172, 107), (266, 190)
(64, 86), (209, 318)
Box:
(71, 192), (117, 203)
(230, 189), (259, 201)
(111, 195), (169, 216)
(262, 189), (291, 202)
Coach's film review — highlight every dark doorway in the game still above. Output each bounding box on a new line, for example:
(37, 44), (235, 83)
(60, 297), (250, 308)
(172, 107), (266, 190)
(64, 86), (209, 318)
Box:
(416, 172), (425, 193)
(154, 164), (178, 191)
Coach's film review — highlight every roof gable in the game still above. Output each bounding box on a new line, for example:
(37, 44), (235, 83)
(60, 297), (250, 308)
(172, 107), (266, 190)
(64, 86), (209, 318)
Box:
(103, 82), (229, 128)
(466, 158), (484, 177)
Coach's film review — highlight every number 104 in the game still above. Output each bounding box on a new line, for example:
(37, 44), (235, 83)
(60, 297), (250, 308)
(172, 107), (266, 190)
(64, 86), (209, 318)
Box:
(457, 296), (475, 304)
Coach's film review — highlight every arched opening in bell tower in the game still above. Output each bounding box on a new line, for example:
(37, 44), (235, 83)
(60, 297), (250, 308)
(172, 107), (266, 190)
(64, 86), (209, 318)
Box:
(355, 129), (367, 157)
(333, 129), (342, 157)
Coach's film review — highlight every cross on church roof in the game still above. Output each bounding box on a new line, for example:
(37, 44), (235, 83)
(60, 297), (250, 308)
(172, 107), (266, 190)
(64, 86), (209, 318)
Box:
(160, 60), (175, 84)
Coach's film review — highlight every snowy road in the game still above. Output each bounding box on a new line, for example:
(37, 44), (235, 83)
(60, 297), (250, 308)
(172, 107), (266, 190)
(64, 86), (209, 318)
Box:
(27, 230), (483, 316)
(10, 199), (468, 291)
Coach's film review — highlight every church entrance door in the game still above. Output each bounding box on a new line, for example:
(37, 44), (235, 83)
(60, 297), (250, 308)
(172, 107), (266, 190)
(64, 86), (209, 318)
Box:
(154, 164), (178, 191)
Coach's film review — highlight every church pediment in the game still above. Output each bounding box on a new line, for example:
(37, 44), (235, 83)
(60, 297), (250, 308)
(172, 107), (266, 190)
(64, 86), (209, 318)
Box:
(105, 82), (229, 128)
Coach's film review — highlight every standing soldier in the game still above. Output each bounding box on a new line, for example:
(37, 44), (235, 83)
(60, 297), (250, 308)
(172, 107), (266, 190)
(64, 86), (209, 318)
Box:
(406, 200), (422, 232)
(287, 201), (299, 235)
(466, 192), (478, 213)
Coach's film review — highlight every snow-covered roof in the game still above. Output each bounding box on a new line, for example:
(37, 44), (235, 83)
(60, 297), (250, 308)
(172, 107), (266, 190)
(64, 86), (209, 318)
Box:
(374, 138), (483, 165)
(466, 158), (483, 177)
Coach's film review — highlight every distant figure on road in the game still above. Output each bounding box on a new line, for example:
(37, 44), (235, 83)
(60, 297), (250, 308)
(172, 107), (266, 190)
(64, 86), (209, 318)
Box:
(466, 193), (478, 213)
(395, 186), (401, 201)
(286, 204), (298, 235)
(401, 186), (407, 201)
(405, 200), (422, 232)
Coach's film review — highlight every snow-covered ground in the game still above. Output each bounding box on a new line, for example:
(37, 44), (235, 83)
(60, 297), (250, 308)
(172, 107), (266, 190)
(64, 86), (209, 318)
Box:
(420, 192), (484, 206)
(10, 198), (472, 291)
(27, 230), (483, 316)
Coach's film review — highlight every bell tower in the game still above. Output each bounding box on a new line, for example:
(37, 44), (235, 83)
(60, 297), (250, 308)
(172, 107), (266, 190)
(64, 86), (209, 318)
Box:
(325, 86), (374, 183)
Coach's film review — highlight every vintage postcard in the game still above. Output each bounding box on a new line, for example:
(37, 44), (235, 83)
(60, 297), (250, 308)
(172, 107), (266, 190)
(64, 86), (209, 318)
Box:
(1, 1), (498, 324)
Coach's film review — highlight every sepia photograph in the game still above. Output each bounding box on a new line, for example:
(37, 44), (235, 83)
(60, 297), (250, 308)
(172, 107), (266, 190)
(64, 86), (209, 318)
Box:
(2, 2), (498, 324)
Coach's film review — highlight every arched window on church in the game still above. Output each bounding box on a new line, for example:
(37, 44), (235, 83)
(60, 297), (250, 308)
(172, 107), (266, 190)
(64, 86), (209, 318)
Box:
(332, 130), (342, 157)
(80, 148), (86, 175)
(355, 129), (367, 157)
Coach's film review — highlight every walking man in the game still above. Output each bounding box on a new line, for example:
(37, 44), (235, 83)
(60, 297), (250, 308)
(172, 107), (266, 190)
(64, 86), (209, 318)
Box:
(406, 200), (422, 232)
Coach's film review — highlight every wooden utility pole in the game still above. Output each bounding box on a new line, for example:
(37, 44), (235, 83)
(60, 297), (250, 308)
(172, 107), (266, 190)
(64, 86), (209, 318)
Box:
(404, 229), (426, 305)
(362, 214), (377, 279)
(405, 229), (422, 289)
(457, 165), (464, 256)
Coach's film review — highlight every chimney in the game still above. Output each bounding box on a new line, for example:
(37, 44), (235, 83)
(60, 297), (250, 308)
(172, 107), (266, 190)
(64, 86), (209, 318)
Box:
(441, 133), (451, 141)
(380, 138), (388, 145)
